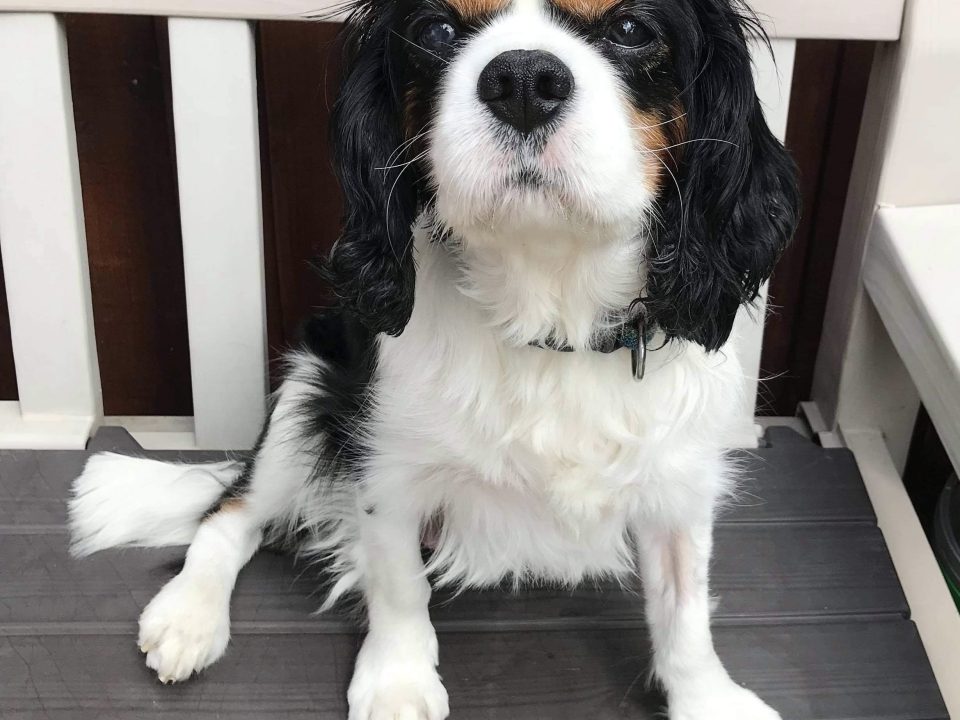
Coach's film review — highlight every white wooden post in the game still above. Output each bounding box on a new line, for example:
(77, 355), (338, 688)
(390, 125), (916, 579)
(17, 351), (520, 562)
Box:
(730, 38), (796, 446)
(0, 13), (101, 449)
(810, 0), (960, 712)
(814, 0), (960, 467)
(167, 17), (268, 450)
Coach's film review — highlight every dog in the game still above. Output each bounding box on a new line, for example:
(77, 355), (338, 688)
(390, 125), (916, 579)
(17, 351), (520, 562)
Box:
(68, 0), (799, 717)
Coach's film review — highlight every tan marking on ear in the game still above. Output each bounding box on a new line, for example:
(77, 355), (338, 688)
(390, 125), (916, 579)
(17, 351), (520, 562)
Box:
(551, 0), (621, 22)
(666, 102), (688, 147)
(630, 108), (670, 194)
(630, 103), (687, 194)
(445, 0), (510, 20)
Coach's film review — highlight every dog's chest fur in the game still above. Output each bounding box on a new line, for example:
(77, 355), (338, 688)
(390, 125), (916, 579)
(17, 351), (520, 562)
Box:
(369, 232), (742, 586)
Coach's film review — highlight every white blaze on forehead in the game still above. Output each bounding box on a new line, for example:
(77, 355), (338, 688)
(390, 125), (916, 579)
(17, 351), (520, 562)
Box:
(510, 0), (543, 17)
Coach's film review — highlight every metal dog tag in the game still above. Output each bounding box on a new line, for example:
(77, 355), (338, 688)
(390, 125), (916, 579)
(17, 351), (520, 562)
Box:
(631, 317), (647, 382)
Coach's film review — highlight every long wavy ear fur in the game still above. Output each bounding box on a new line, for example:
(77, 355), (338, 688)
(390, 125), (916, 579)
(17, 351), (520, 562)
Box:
(323, 2), (419, 337)
(644, 0), (800, 351)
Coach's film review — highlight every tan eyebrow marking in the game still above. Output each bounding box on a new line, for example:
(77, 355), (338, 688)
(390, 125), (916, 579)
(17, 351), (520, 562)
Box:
(444, 0), (511, 20)
(550, 0), (621, 21)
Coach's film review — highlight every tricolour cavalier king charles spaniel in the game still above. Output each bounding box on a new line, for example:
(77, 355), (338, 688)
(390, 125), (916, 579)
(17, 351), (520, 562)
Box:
(69, 0), (799, 717)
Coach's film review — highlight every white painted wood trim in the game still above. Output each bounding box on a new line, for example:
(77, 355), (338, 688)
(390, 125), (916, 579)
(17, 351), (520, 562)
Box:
(730, 38), (795, 446)
(102, 416), (200, 450)
(0, 402), (95, 449)
(168, 18), (267, 450)
(0, 0), (906, 39)
(864, 205), (960, 474)
(752, 0), (903, 41)
(0, 13), (100, 449)
(815, 0), (960, 438)
(843, 428), (960, 719)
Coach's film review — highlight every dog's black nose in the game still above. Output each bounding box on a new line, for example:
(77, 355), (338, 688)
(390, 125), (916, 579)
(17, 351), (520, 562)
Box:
(477, 50), (573, 134)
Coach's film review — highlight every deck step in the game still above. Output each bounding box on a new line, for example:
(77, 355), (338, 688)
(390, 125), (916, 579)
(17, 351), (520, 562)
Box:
(0, 426), (948, 719)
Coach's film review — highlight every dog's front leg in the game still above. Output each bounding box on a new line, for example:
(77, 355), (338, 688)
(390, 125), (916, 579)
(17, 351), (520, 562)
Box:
(636, 519), (781, 720)
(348, 491), (449, 720)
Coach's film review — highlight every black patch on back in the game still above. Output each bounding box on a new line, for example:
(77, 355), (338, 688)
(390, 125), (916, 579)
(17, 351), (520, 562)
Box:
(295, 309), (378, 480)
(201, 309), (376, 524)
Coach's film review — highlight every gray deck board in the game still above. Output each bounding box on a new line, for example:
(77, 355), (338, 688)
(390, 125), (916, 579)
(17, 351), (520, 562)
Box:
(0, 428), (875, 528)
(0, 427), (948, 719)
(0, 524), (907, 628)
(0, 623), (945, 720)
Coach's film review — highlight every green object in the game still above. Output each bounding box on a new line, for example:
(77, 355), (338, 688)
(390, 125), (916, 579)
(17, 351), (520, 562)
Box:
(934, 474), (960, 612)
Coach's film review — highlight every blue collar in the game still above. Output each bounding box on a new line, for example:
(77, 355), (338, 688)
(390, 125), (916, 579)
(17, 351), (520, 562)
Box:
(528, 315), (656, 381)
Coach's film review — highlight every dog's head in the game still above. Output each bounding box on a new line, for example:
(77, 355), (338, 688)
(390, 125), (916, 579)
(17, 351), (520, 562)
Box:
(324, 0), (799, 351)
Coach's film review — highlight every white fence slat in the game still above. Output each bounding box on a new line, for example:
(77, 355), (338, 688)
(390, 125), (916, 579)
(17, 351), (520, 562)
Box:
(730, 38), (796, 445)
(0, 13), (101, 449)
(168, 17), (267, 450)
(0, 0), (906, 40)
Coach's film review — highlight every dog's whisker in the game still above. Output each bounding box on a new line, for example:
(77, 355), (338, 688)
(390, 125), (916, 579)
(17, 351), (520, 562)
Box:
(389, 30), (449, 64)
(383, 149), (429, 264)
(632, 138), (739, 153)
(630, 112), (688, 132)
(384, 126), (430, 168)
(376, 148), (430, 172)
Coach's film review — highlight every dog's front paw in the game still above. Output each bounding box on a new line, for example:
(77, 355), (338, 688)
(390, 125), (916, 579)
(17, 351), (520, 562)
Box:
(138, 570), (231, 683)
(670, 674), (781, 720)
(348, 630), (449, 720)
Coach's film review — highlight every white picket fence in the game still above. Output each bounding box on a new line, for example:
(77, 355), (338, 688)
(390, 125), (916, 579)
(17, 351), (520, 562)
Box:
(0, 0), (904, 451)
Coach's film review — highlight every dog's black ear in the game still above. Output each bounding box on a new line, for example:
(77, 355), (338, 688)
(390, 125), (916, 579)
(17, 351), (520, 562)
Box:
(324, 5), (418, 337)
(645, 0), (800, 351)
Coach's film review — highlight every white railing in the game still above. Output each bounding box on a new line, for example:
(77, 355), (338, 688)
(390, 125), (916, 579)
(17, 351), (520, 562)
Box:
(804, 0), (960, 713)
(0, 0), (905, 450)
(0, 0), (908, 36)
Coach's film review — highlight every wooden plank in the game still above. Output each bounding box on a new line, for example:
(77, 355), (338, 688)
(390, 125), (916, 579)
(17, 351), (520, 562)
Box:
(0, 429), (901, 629)
(864, 205), (960, 476)
(813, 0), (960, 448)
(732, 427), (875, 524)
(167, 18), (268, 450)
(752, 0), (903, 40)
(0, 523), (907, 628)
(0, 633), (352, 720)
(845, 430), (960, 719)
(852, 200), (960, 719)
(0, 13), (101, 448)
(0, 0), (907, 39)
(0, 429), (876, 528)
(64, 15), (193, 418)
(0, 622), (946, 720)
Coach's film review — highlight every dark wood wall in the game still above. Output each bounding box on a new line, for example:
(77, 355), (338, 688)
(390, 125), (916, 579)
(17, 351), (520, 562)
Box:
(64, 15), (192, 416)
(760, 40), (876, 416)
(258, 21), (344, 387)
(0, 18), (873, 417)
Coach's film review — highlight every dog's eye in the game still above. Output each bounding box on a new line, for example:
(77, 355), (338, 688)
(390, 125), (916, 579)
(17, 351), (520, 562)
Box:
(418, 20), (458, 53)
(605, 16), (654, 48)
